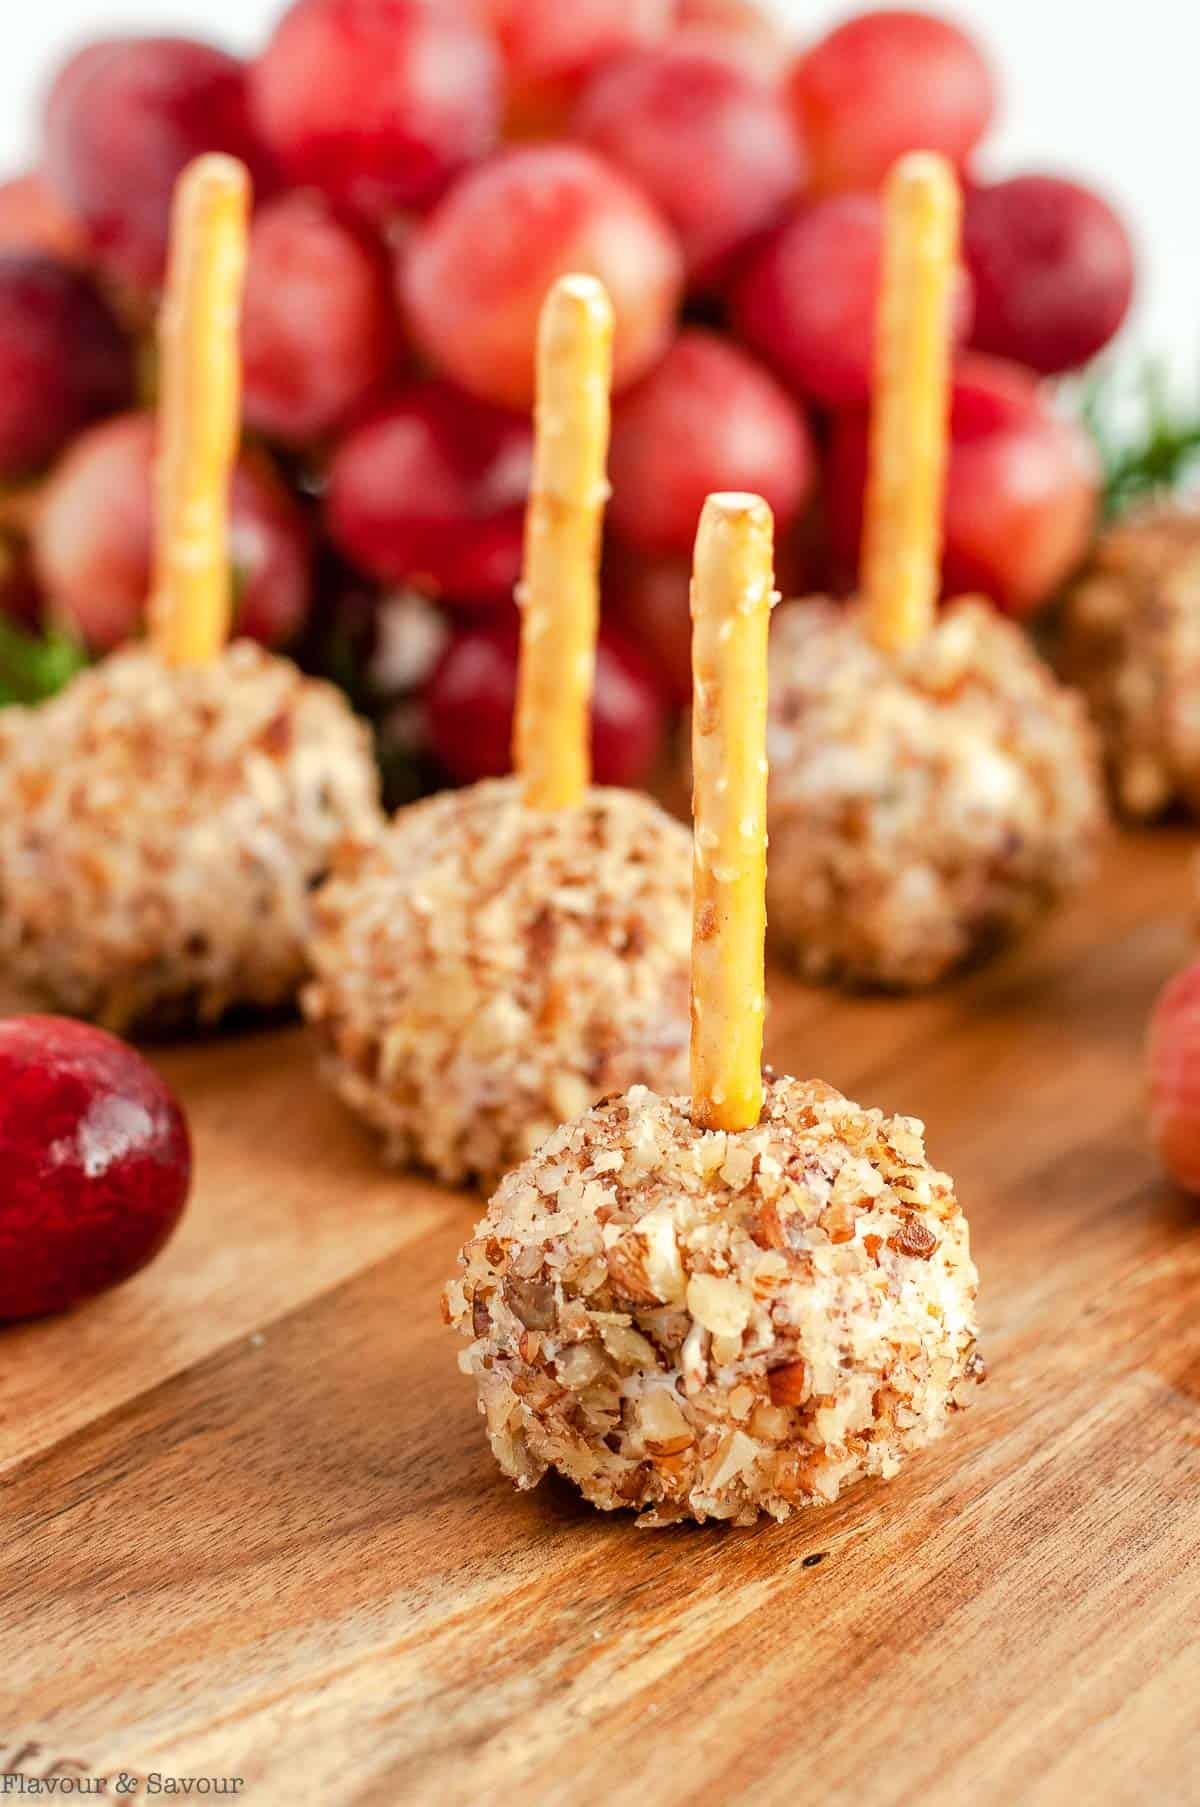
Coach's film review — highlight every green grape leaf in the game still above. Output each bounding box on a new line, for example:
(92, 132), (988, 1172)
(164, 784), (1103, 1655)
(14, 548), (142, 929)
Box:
(1075, 358), (1200, 521)
(0, 616), (89, 708)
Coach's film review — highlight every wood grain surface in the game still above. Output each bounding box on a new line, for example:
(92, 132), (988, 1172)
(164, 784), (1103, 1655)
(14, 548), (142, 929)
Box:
(3, 831), (1199, 1807)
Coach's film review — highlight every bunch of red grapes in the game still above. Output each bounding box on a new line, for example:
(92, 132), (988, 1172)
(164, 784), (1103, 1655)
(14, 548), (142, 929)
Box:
(0, 0), (1133, 791)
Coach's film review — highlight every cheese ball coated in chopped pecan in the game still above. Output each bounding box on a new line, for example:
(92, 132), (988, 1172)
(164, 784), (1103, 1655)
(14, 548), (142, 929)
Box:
(766, 596), (1106, 988)
(1056, 503), (1200, 819)
(446, 1075), (983, 1526)
(0, 641), (381, 1034)
(304, 778), (693, 1191)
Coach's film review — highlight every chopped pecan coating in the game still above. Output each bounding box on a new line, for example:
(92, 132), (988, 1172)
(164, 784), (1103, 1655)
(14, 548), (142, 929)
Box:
(446, 1075), (981, 1526)
(764, 597), (1106, 988)
(0, 642), (380, 1032)
(305, 778), (692, 1191)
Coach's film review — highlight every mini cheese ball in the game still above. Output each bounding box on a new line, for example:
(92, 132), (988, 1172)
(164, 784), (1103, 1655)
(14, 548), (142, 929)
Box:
(446, 1075), (982, 1526)
(306, 276), (694, 1186)
(763, 153), (1104, 989)
(0, 159), (383, 1034)
(0, 642), (380, 1034)
(1057, 503), (1200, 819)
(766, 595), (1106, 988)
(448, 493), (984, 1526)
(305, 777), (692, 1190)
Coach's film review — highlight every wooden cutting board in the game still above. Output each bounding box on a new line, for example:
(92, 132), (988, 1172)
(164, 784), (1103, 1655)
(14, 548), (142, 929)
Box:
(3, 830), (1199, 1807)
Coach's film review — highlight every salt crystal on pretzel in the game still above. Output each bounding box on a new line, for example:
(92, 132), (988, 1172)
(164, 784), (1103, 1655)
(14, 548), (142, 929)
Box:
(151, 153), (250, 667)
(514, 274), (613, 810)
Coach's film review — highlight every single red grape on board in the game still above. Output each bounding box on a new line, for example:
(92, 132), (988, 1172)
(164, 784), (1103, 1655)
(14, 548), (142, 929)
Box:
(0, 1016), (192, 1321)
(1148, 964), (1200, 1197)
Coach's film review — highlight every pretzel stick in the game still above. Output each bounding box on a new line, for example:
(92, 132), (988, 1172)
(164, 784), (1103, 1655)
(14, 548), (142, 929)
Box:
(150, 154), (250, 666)
(513, 274), (613, 809)
(861, 151), (960, 656)
(690, 493), (775, 1133)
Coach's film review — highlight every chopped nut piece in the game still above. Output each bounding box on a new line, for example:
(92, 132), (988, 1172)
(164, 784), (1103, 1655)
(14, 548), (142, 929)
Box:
(888, 1217), (939, 1260)
(767, 1360), (810, 1407)
(503, 1276), (556, 1329)
(600, 1323), (660, 1371)
(635, 1387), (694, 1457)
(686, 1273), (752, 1339)
(604, 1213), (686, 1308)
(819, 1199), (857, 1245)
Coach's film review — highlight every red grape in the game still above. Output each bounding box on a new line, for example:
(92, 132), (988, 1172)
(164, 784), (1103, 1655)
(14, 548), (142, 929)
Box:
(32, 414), (153, 651)
(0, 532), (43, 631)
(671, 0), (791, 80)
(0, 172), (86, 263)
(825, 356), (1100, 617)
(425, 618), (666, 786)
(1147, 963), (1200, 1196)
(491, 0), (670, 129)
(33, 412), (313, 652)
(242, 191), (399, 444)
(963, 174), (1135, 375)
(941, 358), (1100, 614)
(326, 381), (532, 607)
(732, 193), (973, 408)
(250, 0), (501, 222)
(44, 37), (270, 289)
(587, 624), (669, 786)
(571, 47), (804, 284)
(0, 254), (133, 480)
(402, 145), (684, 409)
(0, 1015), (191, 1321)
(603, 546), (692, 703)
(605, 527), (811, 702)
(787, 10), (995, 195)
(607, 329), (815, 557)
(230, 451), (316, 647)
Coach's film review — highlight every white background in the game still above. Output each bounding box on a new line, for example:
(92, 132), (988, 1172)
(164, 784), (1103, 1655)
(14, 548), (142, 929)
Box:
(0, 1), (1191, 380)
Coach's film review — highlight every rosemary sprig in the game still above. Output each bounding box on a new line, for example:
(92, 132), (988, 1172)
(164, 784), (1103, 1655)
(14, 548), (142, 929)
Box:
(0, 615), (88, 708)
(1076, 358), (1200, 521)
